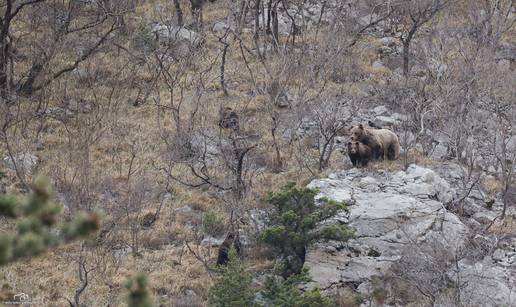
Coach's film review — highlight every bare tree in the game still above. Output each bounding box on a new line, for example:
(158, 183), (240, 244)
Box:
(67, 255), (92, 307)
(0, 1), (126, 98)
(311, 98), (352, 171)
(390, 0), (447, 76)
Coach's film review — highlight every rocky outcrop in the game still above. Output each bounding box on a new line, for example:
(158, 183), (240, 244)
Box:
(305, 164), (516, 306)
(3, 152), (39, 177)
(150, 23), (203, 47)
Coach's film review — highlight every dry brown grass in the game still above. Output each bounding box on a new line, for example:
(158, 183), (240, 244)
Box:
(0, 241), (216, 306)
(483, 176), (504, 195)
(333, 287), (364, 307)
(487, 216), (516, 236)
(1, 0), (491, 306)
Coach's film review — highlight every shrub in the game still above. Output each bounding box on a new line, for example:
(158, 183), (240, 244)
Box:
(261, 182), (354, 277)
(208, 247), (256, 307)
(202, 212), (225, 237)
(133, 24), (158, 53)
(126, 273), (154, 307)
(261, 268), (334, 307)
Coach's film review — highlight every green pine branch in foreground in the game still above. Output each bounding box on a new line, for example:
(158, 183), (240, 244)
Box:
(126, 273), (155, 307)
(0, 176), (156, 307)
(0, 176), (101, 266)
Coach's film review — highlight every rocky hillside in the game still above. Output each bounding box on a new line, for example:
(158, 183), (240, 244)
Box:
(0, 0), (514, 305)
(306, 164), (516, 306)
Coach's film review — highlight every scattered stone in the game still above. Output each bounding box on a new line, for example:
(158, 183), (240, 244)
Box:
(374, 115), (398, 127)
(380, 37), (397, 47)
(212, 21), (231, 33)
(438, 258), (516, 306)
(113, 246), (132, 258)
(391, 113), (408, 122)
(201, 236), (225, 247)
(3, 153), (39, 176)
(248, 209), (269, 231)
(174, 205), (203, 225)
(430, 143), (448, 160)
(151, 23), (203, 47)
(372, 60), (385, 69)
(472, 210), (498, 224)
(184, 289), (197, 297)
(372, 105), (388, 116)
(39, 107), (74, 122)
(492, 247), (516, 267)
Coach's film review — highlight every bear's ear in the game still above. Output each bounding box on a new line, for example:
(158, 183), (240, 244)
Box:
(354, 141), (360, 145)
(347, 141), (352, 146)
(358, 124), (364, 129)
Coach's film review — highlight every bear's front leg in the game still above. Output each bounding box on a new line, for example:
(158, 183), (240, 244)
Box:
(373, 147), (382, 160)
(377, 150), (384, 161)
(383, 146), (389, 160)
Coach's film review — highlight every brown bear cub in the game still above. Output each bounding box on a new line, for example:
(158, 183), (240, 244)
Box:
(348, 141), (373, 167)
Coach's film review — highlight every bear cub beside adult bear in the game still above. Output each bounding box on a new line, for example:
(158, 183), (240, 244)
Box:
(347, 141), (372, 167)
(350, 124), (400, 160)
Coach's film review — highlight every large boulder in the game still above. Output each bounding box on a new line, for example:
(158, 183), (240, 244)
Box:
(305, 164), (515, 306)
(150, 23), (203, 47)
(436, 243), (516, 307)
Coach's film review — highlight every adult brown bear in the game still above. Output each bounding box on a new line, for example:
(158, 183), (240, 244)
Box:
(347, 141), (372, 167)
(350, 124), (400, 160)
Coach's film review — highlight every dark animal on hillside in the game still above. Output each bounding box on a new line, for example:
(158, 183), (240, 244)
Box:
(216, 232), (242, 265)
(347, 141), (373, 167)
(218, 107), (240, 132)
(189, 0), (216, 28)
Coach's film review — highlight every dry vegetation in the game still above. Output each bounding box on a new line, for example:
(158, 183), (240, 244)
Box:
(0, 0), (514, 306)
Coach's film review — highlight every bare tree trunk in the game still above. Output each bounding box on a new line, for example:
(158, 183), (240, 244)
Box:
(67, 255), (90, 307)
(0, 0), (13, 98)
(0, 48), (8, 98)
(271, 3), (279, 49)
(270, 114), (283, 172)
(0, 0), (45, 97)
(318, 138), (335, 171)
(173, 0), (184, 26)
(254, 0), (261, 38)
(236, 0), (250, 33)
(266, 0), (273, 34)
(19, 58), (46, 96)
(280, 0), (296, 46)
(403, 40), (410, 76)
(220, 38), (229, 96)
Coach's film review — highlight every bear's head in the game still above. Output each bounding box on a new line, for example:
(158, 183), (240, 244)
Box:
(347, 141), (360, 154)
(350, 124), (366, 141)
